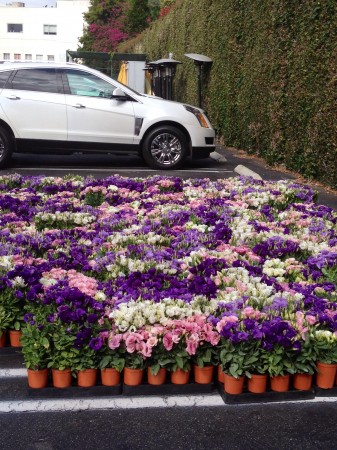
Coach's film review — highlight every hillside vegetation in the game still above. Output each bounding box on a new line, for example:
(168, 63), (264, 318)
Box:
(119, 0), (337, 188)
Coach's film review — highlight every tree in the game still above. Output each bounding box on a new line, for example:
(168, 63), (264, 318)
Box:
(148, 0), (161, 21)
(78, 0), (174, 54)
(78, 0), (129, 52)
(127, 0), (151, 35)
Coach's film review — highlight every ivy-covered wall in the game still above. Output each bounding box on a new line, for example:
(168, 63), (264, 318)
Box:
(119, 0), (337, 188)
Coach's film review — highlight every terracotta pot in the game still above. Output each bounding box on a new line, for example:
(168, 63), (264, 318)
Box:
(217, 365), (224, 383)
(223, 373), (245, 395)
(316, 361), (337, 389)
(194, 365), (214, 384)
(170, 368), (191, 385)
(77, 368), (97, 387)
(27, 368), (49, 389)
(0, 331), (6, 348)
(123, 367), (143, 386)
(147, 367), (167, 385)
(247, 373), (268, 394)
(293, 373), (313, 391)
(270, 374), (290, 392)
(101, 368), (121, 386)
(52, 368), (72, 388)
(9, 330), (22, 347)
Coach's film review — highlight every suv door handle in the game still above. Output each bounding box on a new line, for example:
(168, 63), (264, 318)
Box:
(73, 103), (86, 108)
(7, 95), (20, 100)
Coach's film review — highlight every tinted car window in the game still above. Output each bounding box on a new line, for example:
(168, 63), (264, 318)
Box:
(65, 69), (117, 98)
(0, 70), (12, 89)
(10, 68), (59, 93)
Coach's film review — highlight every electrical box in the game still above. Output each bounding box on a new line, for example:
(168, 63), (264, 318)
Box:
(126, 61), (146, 93)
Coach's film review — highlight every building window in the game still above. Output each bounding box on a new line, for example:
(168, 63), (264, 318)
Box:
(25, 54), (32, 61)
(43, 25), (57, 35)
(8, 24), (23, 33)
(3, 53), (10, 60)
(14, 54), (21, 60)
(36, 54), (43, 61)
(47, 55), (54, 62)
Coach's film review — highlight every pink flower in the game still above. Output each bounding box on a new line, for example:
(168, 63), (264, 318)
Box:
(108, 333), (122, 350)
(234, 246), (248, 255)
(186, 333), (199, 355)
(171, 330), (181, 343)
(125, 333), (142, 353)
(147, 336), (158, 347)
(139, 341), (152, 358)
(306, 315), (317, 325)
(216, 315), (239, 332)
(163, 332), (173, 351)
(206, 331), (220, 346)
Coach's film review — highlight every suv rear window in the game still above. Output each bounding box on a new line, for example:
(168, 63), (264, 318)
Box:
(9, 68), (60, 93)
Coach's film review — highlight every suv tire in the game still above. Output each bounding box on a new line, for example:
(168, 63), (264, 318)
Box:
(0, 126), (13, 169)
(142, 126), (188, 170)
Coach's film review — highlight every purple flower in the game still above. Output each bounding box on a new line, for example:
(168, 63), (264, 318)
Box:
(89, 337), (103, 351)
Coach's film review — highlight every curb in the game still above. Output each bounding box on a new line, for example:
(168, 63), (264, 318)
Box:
(209, 152), (228, 163)
(234, 164), (262, 180)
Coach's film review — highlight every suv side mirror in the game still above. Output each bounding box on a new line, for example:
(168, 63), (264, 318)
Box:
(112, 88), (129, 101)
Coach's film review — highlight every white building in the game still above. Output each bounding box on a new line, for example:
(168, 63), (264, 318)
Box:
(0, 0), (90, 62)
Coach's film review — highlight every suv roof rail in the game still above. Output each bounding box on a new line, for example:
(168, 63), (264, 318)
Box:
(0, 60), (78, 64)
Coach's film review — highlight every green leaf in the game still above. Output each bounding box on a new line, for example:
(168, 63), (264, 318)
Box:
(176, 355), (184, 369)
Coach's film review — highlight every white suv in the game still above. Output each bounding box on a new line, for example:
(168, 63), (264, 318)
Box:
(0, 62), (215, 170)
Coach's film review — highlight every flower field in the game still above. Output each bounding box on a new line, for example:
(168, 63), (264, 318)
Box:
(0, 173), (336, 390)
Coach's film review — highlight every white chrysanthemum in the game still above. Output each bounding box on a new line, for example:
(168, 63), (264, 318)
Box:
(0, 256), (14, 270)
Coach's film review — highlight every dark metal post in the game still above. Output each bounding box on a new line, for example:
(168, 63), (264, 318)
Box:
(184, 53), (213, 109)
(197, 62), (202, 108)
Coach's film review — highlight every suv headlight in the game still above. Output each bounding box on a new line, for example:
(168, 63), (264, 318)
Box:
(183, 105), (209, 128)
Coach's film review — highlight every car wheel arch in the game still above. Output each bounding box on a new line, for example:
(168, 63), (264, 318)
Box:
(0, 121), (15, 168)
(0, 120), (15, 143)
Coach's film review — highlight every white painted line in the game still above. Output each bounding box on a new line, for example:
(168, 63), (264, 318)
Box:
(1, 393), (337, 413)
(234, 164), (262, 180)
(0, 394), (224, 413)
(0, 368), (27, 378)
(254, 396), (337, 406)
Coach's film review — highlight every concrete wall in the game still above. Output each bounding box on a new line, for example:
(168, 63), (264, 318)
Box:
(0, 0), (89, 62)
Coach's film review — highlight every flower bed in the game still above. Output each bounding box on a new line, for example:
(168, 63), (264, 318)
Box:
(0, 173), (336, 395)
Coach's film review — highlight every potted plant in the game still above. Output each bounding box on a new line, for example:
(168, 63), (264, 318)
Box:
(313, 329), (337, 389)
(219, 338), (258, 395)
(145, 338), (169, 386)
(245, 345), (269, 394)
(73, 344), (99, 388)
(192, 342), (217, 384)
(47, 323), (80, 388)
(21, 320), (51, 389)
(266, 342), (296, 392)
(123, 353), (146, 386)
(0, 283), (24, 347)
(0, 305), (11, 347)
(160, 341), (191, 385)
(98, 332), (125, 386)
(217, 314), (261, 394)
(292, 333), (318, 391)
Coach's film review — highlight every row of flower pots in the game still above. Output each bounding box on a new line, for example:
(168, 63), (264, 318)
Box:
(27, 365), (216, 389)
(26, 362), (337, 395)
(218, 362), (337, 395)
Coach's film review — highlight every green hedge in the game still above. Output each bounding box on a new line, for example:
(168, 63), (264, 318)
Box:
(119, 0), (337, 188)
